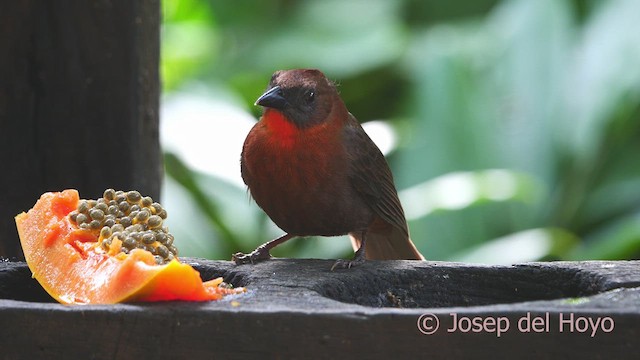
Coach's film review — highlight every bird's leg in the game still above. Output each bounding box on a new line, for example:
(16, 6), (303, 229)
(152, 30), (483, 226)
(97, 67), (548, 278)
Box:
(232, 233), (294, 265)
(331, 231), (367, 271)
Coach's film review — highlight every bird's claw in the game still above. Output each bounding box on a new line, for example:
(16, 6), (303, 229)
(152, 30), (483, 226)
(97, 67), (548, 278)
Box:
(232, 248), (272, 265)
(331, 257), (366, 271)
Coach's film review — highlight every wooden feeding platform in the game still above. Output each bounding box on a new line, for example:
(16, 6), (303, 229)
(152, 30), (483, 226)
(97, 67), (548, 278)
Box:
(1, 258), (639, 358)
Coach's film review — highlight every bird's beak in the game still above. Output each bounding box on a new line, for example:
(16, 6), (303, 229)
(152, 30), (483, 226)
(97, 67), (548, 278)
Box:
(255, 86), (287, 109)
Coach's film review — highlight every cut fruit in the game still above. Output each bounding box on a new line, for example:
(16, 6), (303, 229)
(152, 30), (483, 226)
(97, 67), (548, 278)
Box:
(15, 189), (244, 304)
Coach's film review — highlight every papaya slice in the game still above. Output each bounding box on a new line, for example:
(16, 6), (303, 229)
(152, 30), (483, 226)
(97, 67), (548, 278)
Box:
(15, 189), (244, 304)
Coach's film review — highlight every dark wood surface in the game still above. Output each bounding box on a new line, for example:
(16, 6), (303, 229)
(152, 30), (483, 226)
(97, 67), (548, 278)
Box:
(1, 259), (639, 359)
(0, 1), (161, 259)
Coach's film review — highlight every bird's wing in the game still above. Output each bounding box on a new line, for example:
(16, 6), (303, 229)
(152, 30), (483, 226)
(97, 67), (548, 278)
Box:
(344, 114), (409, 236)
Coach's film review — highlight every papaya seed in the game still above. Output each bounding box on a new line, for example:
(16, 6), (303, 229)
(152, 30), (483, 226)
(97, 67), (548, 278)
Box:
(119, 217), (132, 228)
(89, 220), (101, 230)
(100, 226), (112, 239)
(107, 205), (118, 215)
(156, 244), (169, 258)
(123, 237), (137, 249)
(95, 202), (108, 213)
(75, 213), (88, 225)
(147, 215), (163, 229)
(103, 188), (116, 201)
(78, 201), (89, 214)
(142, 233), (156, 244)
(118, 201), (130, 213)
(126, 191), (142, 204)
(89, 209), (105, 221)
(141, 196), (153, 207)
(135, 209), (150, 223)
(74, 189), (178, 264)
(104, 219), (115, 228)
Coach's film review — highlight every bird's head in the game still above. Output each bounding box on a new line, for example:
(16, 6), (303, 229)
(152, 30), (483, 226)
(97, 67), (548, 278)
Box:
(255, 69), (341, 129)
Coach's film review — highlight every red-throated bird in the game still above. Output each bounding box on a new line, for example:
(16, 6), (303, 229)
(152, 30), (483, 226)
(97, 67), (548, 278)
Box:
(233, 69), (424, 269)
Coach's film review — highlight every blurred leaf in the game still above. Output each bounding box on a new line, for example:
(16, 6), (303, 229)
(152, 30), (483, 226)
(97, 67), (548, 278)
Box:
(161, 0), (218, 91)
(403, 0), (499, 26)
(398, 21), (498, 185)
(164, 152), (242, 257)
(453, 228), (579, 264)
(400, 169), (541, 220)
(575, 101), (640, 230)
(548, 0), (640, 228)
(486, 0), (572, 184)
(569, 213), (640, 260)
(161, 176), (220, 258)
(561, 0), (640, 164)
(253, 0), (408, 78)
(400, 169), (542, 259)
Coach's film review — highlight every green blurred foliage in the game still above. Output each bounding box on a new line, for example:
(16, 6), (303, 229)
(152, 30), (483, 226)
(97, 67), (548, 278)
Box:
(161, 0), (640, 263)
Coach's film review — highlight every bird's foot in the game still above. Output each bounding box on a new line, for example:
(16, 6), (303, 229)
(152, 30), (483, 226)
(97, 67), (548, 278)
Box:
(232, 233), (294, 265)
(330, 256), (366, 271)
(232, 246), (272, 265)
(331, 240), (367, 270)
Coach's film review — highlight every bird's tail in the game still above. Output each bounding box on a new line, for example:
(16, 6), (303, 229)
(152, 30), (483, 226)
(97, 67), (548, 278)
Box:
(349, 222), (424, 260)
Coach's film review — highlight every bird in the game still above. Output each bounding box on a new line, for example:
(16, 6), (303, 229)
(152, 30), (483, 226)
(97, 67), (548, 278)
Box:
(233, 69), (424, 269)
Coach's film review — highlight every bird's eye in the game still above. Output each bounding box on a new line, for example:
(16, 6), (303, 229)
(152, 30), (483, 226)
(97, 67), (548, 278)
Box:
(305, 90), (315, 103)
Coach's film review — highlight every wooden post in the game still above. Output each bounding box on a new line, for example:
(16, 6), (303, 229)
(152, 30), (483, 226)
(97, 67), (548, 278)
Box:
(0, 1), (161, 258)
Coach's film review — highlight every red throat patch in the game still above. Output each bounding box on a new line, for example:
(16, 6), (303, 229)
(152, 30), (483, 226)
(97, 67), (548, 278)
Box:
(262, 109), (298, 147)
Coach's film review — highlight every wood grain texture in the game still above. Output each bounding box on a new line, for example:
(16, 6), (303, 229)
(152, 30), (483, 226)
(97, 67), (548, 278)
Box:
(0, 1), (161, 258)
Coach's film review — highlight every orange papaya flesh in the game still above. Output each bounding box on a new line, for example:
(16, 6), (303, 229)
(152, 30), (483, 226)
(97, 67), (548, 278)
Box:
(15, 189), (244, 304)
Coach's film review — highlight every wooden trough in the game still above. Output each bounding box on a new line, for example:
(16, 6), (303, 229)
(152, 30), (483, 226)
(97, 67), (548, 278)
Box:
(1, 258), (639, 359)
